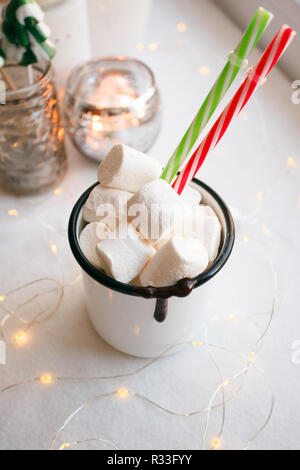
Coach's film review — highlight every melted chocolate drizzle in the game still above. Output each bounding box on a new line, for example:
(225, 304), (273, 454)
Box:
(132, 278), (197, 323)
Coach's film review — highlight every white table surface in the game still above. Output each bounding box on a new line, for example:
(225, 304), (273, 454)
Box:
(0, 0), (299, 450)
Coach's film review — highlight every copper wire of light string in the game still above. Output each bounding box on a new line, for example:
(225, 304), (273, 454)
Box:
(0, 244), (278, 450)
(0, 196), (281, 450)
(48, 342), (275, 451)
(0, 278), (64, 341)
(201, 240), (278, 448)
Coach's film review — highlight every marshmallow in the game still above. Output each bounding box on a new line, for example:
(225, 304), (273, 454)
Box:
(97, 224), (155, 284)
(140, 237), (209, 287)
(98, 144), (162, 193)
(181, 185), (202, 206)
(79, 222), (112, 270)
(127, 179), (184, 244)
(83, 185), (132, 229)
(186, 206), (221, 262)
(203, 216), (222, 262)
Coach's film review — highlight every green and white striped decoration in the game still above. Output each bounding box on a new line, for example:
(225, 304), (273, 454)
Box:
(0, 46), (5, 67)
(161, 7), (273, 184)
(1, 0), (56, 66)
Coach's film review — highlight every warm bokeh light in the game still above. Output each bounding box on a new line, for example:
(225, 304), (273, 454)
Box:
(134, 326), (140, 336)
(14, 331), (28, 345)
(177, 22), (187, 32)
(136, 43), (145, 51)
(257, 192), (263, 201)
(117, 389), (130, 399)
(54, 188), (62, 196)
(210, 437), (220, 450)
(243, 236), (250, 243)
(148, 43), (158, 51)
(263, 226), (270, 235)
(8, 209), (19, 217)
(199, 65), (211, 76)
(228, 314), (237, 320)
(58, 128), (64, 141)
(40, 374), (54, 385)
(286, 157), (295, 168)
(192, 341), (203, 347)
(59, 443), (71, 450)
(50, 244), (57, 256)
(0, 295), (6, 302)
(91, 116), (104, 132)
(249, 352), (255, 362)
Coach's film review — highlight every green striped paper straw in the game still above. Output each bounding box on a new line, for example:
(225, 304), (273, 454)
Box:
(161, 7), (273, 184)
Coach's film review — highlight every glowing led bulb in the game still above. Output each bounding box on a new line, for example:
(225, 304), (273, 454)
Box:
(59, 443), (71, 450)
(221, 380), (229, 388)
(228, 314), (237, 320)
(192, 341), (203, 347)
(54, 188), (62, 196)
(0, 295), (6, 302)
(257, 192), (263, 201)
(117, 389), (130, 399)
(210, 437), (220, 450)
(249, 352), (255, 362)
(148, 43), (158, 51)
(50, 244), (57, 255)
(286, 157), (295, 168)
(177, 22), (187, 32)
(199, 66), (211, 76)
(14, 331), (27, 345)
(134, 326), (140, 336)
(40, 374), (54, 385)
(243, 235), (250, 243)
(91, 117), (104, 132)
(8, 209), (19, 217)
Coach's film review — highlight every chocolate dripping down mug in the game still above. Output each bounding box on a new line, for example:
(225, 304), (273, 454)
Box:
(69, 179), (235, 358)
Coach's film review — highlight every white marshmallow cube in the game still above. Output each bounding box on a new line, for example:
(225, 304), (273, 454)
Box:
(79, 222), (112, 270)
(127, 179), (184, 245)
(97, 224), (155, 284)
(140, 237), (209, 288)
(98, 144), (162, 193)
(181, 185), (202, 205)
(186, 206), (221, 262)
(203, 216), (222, 262)
(83, 185), (132, 230)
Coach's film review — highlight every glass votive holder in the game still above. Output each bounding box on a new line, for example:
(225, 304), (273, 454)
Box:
(0, 62), (66, 194)
(64, 57), (162, 162)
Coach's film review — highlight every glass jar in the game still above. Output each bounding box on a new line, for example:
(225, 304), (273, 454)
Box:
(0, 62), (66, 194)
(64, 57), (162, 162)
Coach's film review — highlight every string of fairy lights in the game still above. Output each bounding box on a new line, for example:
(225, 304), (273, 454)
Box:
(0, 180), (280, 450)
(0, 19), (298, 448)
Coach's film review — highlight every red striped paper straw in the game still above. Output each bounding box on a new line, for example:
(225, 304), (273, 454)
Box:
(172, 25), (296, 195)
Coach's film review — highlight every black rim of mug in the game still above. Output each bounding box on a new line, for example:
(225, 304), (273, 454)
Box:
(68, 179), (235, 299)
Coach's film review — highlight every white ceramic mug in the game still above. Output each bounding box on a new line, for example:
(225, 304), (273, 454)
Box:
(68, 180), (235, 358)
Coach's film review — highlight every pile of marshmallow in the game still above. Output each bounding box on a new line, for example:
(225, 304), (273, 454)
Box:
(80, 145), (222, 288)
